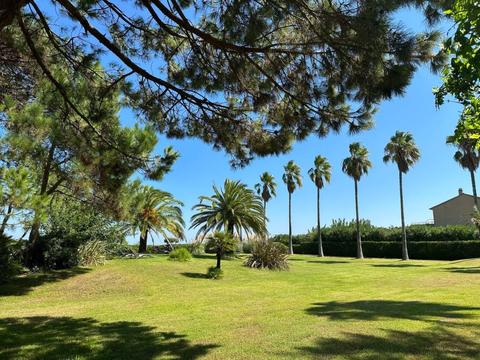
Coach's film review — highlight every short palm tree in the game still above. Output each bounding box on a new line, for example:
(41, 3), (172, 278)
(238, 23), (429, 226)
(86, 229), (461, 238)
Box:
(190, 179), (266, 240)
(254, 172), (277, 233)
(308, 155), (331, 257)
(383, 131), (420, 261)
(447, 136), (480, 208)
(205, 231), (238, 269)
(342, 142), (372, 259)
(127, 183), (184, 253)
(283, 160), (302, 255)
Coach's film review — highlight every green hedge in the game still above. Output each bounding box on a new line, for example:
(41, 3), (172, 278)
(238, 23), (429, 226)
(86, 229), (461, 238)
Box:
(271, 223), (477, 244)
(291, 241), (480, 260)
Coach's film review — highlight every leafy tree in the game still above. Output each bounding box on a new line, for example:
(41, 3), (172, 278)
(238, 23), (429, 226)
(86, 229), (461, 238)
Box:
(190, 179), (265, 240)
(434, 1), (480, 142)
(0, 166), (41, 236)
(1, 66), (178, 265)
(282, 160), (302, 255)
(308, 155), (331, 257)
(123, 181), (184, 253)
(254, 172), (277, 233)
(205, 231), (238, 269)
(447, 135), (480, 207)
(1, 0), (448, 165)
(342, 143), (372, 259)
(383, 131), (420, 260)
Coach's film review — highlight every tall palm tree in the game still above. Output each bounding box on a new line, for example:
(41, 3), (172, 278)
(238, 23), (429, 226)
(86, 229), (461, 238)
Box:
(447, 136), (480, 208)
(342, 142), (372, 259)
(282, 160), (302, 255)
(254, 172), (277, 232)
(126, 182), (184, 253)
(190, 179), (266, 240)
(308, 155), (331, 257)
(383, 131), (420, 261)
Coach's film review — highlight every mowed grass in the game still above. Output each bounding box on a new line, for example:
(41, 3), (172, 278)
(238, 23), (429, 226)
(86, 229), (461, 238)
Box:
(1, 255), (480, 359)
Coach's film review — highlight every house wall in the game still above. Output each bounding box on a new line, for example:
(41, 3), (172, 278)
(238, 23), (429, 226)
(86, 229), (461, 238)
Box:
(432, 195), (476, 226)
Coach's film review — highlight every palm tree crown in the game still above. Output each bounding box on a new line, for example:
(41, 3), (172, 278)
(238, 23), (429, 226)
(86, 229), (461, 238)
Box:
(254, 172), (277, 203)
(342, 142), (372, 181)
(383, 131), (420, 172)
(126, 182), (184, 251)
(447, 136), (480, 173)
(282, 161), (302, 193)
(190, 179), (266, 238)
(308, 156), (331, 189)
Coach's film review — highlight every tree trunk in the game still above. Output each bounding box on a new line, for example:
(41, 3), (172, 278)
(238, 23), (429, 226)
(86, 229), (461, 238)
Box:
(0, 203), (13, 235)
(399, 171), (409, 260)
(138, 230), (148, 253)
(470, 170), (478, 209)
(27, 143), (56, 267)
(216, 252), (222, 269)
(263, 199), (267, 240)
(317, 187), (324, 257)
(288, 191), (293, 255)
(354, 180), (364, 259)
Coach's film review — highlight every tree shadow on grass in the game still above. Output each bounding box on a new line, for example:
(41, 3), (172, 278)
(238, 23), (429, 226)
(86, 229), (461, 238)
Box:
(370, 263), (426, 268)
(0, 316), (219, 360)
(297, 326), (480, 359)
(181, 272), (209, 279)
(445, 267), (480, 274)
(0, 267), (90, 297)
(305, 300), (480, 321)
(306, 260), (350, 264)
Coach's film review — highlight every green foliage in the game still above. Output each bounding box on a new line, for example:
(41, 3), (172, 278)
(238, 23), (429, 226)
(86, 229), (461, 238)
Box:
(292, 240), (480, 261)
(271, 221), (477, 245)
(38, 200), (126, 269)
(283, 161), (302, 194)
(121, 181), (184, 253)
(383, 131), (421, 173)
(78, 240), (106, 267)
(190, 179), (266, 238)
(254, 172), (277, 203)
(244, 241), (289, 270)
(205, 232), (238, 256)
(308, 156), (331, 189)
(0, 234), (21, 283)
(206, 266), (224, 280)
(168, 247), (192, 262)
(342, 142), (372, 181)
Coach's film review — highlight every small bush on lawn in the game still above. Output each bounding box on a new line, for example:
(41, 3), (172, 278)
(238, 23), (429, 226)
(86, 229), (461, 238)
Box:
(206, 266), (223, 279)
(0, 234), (22, 283)
(168, 247), (192, 262)
(78, 239), (106, 266)
(245, 241), (289, 270)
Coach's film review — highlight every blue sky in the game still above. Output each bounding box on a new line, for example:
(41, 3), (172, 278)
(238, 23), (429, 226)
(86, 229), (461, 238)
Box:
(41, 3), (466, 242)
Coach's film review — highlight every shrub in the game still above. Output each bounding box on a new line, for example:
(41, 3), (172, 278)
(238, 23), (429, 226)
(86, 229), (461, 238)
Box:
(38, 200), (127, 269)
(168, 247), (192, 262)
(292, 240), (480, 260)
(189, 241), (204, 255)
(206, 266), (223, 279)
(0, 234), (21, 283)
(78, 239), (106, 266)
(245, 241), (289, 270)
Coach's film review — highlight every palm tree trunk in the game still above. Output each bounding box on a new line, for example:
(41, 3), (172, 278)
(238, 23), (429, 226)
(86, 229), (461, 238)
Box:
(263, 199), (267, 240)
(216, 252), (222, 269)
(399, 171), (409, 260)
(317, 187), (324, 257)
(470, 170), (478, 208)
(138, 230), (148, 253)
(354, 180), (363, 259)
(288, 192), (293, 255)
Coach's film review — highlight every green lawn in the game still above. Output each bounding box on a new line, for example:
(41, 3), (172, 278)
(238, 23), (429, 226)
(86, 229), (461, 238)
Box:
(1, 255), (480, 359)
